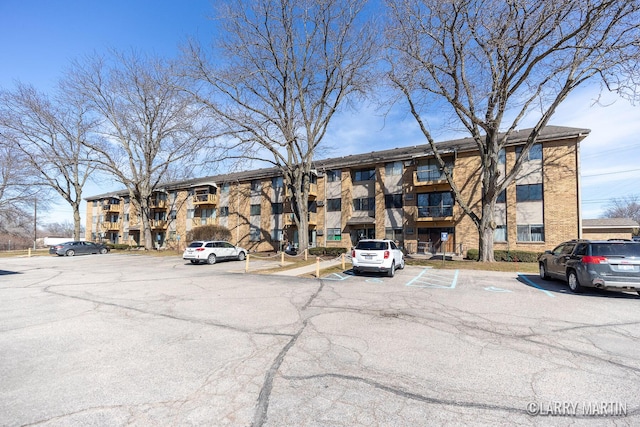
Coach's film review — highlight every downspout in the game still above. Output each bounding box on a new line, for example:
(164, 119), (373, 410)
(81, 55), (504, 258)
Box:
(576, 137), (583, 239)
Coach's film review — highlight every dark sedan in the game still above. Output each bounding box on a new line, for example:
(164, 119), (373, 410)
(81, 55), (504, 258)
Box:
(49, 241), (110, 257)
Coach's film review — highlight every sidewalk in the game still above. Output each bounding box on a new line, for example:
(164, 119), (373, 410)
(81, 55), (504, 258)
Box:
(274, 257), (346, 277)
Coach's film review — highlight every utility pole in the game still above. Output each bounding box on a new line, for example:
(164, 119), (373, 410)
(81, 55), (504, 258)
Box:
(33, 198), (37, 250)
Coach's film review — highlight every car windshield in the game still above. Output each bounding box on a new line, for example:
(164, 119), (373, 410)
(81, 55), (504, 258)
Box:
(356, 241), (387, 250)
(592, 243), (640, 257)
(188, 242), (204, 248)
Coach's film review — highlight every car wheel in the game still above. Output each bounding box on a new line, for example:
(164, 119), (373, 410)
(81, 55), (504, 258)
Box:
(206, 254), (217, 265)
(387, 262), (395, 278)
(100, 248), (108, 254)
(400, 258), (405, 269)
(66, 249), (75, 257)
(352, 268), (360, 276)
(539, 262), (550, 280)
(190, 260), (199, 264)
(567, 270), (583, 293)
(237, 251), (246, 261)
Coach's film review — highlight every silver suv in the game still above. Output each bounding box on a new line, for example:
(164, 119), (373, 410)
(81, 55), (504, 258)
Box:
(538, 239), (640, 295)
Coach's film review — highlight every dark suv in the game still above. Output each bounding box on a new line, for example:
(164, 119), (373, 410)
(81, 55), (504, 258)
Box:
(538, 239), (640, 295)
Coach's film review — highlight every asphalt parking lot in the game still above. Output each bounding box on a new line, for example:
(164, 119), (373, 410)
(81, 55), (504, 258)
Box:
(1, 254), (639, 426)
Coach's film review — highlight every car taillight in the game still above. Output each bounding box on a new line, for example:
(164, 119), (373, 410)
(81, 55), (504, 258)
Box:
(583, 256), (608, 264)
(196, 248), (205, 251)
(55, 245), (62, 249)
(384, 250), (390, 259)
(352, 250), (356, 258)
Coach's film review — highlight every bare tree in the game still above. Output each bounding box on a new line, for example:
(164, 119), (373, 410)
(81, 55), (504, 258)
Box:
(43, 221), (80, 237)
(386, 0), (640, 261)
(66, 51), (216, 250)
(0, 82), (98, 240)
(0, 138), (42, 236)
(603, 195), (640, 227)
(184, 0), (377, 250)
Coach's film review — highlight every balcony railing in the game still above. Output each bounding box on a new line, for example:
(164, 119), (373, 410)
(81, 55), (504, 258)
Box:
(102, 204), (122, 213)
(417, 205), (453, 219)
(150, 199), (168, 209)
(192, 217), (217, 227)
(192, 193), (218, 205)
(100, 221), (122, 231)
(413, 170), (450, 187)
(150, 219), (168, 229)
(284, 212), (317, 226)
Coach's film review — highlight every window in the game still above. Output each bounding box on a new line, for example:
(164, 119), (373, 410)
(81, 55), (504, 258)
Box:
(327, 170), (341, 182)
(272, 229), (283, 241)
(327, 228), (342, 241)
(416, 158), (453, 182)
(515, 143), (542, 161)
(219, 206), (229, 217)
(124, 213), (130, 222)
(251, 180), (261, 193)
(327, 198), (342, 212)
(220, 183), (230, 194)
(494, 225), (507, 242)
(417, 192), (454, 217)
(384, 194), (403, 209)
(516, 184), (543, 202)
(353, 168), (375, 182)
(496, 190), (506, 203)
(272, 176), (283, 189)
(405, 227), (414, 235)
(187, 209), (194, 219)
(250, 204), (261, 216)
(169, 210), (177, 220)
(385, 228), (403, 242)
(517, 224), (544, 242)
(271, 202), (283, 215)
(385, 161), (402, 176)
(250, 225), (260, 241)
(92, 201), (98, 207)
(353, 197), (375, 211)
(498, 149), (506, 165)
(308, 200), (317, 213)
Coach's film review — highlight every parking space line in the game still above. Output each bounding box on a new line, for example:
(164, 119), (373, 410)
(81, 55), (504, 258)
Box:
(406, 268), (458, 289)
(517, 273), (555, 297)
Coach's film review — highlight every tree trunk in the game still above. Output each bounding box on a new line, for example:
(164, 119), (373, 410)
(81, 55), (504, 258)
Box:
(478, 201), (496, 262)
(72, 202), (82, 241)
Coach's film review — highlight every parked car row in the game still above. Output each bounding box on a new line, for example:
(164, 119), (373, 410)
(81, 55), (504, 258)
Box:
(538, 239), (640, 295)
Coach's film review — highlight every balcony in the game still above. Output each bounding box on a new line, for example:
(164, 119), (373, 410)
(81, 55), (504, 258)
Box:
(102, 204), (122, 213)
(192, 217), (217, 227)
(413, 170), (451, 188)
(416, 206), (454, 222)
(150, 219), (168, 229)
(284, 212), (317, 226)
(150, 199), (168, 209)
(192, 193), (218, 206)
(100, 221), (122, 231)
(308, 183), (317, 199)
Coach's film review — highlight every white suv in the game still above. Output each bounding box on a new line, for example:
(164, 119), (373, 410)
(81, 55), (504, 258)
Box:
(351, 239), (405, 277)
(183, 241), (247, 265)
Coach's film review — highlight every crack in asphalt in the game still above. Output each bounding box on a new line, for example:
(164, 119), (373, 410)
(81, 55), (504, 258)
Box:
(42, 286), (295, 338)
(280, 372), (524, 415)
(252, 279), (325, 427)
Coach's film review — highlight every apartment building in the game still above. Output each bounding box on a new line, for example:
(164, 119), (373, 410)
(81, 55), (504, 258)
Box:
(85, 126), (590, 255)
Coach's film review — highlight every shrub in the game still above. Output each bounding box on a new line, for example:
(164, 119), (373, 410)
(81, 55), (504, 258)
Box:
(186, 225), (232, 242)
(466, 249), (542, 262)
(309, 246), (348, 256)
(106, 243), (142, 250)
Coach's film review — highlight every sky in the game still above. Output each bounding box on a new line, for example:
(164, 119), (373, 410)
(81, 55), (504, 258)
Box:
(1, 1), (639, 229)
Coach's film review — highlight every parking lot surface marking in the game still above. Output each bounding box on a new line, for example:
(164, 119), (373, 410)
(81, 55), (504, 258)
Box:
(406, 268), (459, 289)
(484, 286), (513, 293)
(322, 273), (351, 281)
(517, 273), (555, 297)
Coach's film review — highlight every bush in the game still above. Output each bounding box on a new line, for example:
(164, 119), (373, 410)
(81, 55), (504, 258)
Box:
(466, 249), (542, 262)
(186, 225), (232, 242)
(106, 243), (142, 250)
(309, 246), (348, 256)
